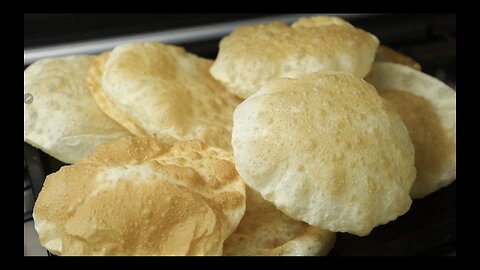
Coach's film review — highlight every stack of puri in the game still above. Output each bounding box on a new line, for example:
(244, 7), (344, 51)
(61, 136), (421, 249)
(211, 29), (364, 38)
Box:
(24, 15), (455, 256)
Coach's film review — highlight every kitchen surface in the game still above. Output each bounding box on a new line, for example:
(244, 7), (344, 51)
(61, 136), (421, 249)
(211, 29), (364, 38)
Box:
(24, 14), (456, 256)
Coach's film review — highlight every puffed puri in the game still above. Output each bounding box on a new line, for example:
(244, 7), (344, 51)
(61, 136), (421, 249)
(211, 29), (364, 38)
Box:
(365, 62), (456, 199)
(232, 71), (417, 236)
(23, 56), (131, 164)
(86, 42), (243, 152)
(33, 137), (246, 255)
(210, 16), (379, 99)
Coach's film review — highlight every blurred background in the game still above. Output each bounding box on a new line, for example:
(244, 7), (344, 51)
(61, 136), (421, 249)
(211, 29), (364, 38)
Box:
(24, 14), (456, 256)
(24, 14), (456, 76)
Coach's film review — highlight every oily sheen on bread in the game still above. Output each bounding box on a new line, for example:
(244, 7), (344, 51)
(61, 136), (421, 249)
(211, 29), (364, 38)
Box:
(87, 42), (243, 151)
(223, 187), (336, 256)
(24, 56), (131, 164)
(210, 16), (379, 98)
(232, 72), (416, 236)
(33, 137), (246, 255)
(365, 62), (456, 199)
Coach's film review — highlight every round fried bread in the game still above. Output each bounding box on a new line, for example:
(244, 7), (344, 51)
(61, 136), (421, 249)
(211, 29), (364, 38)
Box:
(210, 17), (379, 98)
(223, 187), (335, 256)
(24, 56), (131, 164)
(375, 45), (422, 70)
(232, 72), (416, 236)
(291, 16), (353, 28)
(365, 62), (456, 199)
(87, 42), (243, 151)
(33, 137), (246, 255)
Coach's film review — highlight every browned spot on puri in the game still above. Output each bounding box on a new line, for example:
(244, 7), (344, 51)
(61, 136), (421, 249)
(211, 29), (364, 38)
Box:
(211, 159), (238, 181)
(215, 192), (244, 209)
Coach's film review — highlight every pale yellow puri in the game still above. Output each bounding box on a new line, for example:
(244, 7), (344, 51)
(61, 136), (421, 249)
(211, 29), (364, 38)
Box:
(24, 56), (131, 164)
(33, 137), (246, 255)
(291, 16), (353, 28)
(87, 42), (243, 152)
(365, 62), (456, 199)
(232, 71), (416, 236)
(210, 16), (379, 99)
(223, 187), (336, 256)
(375, 45), (422, 70)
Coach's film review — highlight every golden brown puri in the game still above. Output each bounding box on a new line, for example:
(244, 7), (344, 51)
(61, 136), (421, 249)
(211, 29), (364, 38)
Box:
(87, 42), (243, 152)
(232, 71), (416, 236)
(33, 137), (246, 255)
(291, 16), (353, 28)
(210, 16), (379, 99)
(87, 52), (148, 136)
(366, 62), (456, 199)
(379, 90), (455, 198)
(375, 45), (422, 70)
(24, 55), (131, 164)
(223, 187), (335, 256)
